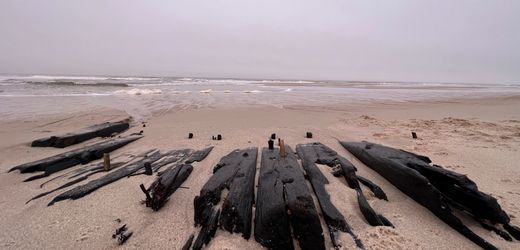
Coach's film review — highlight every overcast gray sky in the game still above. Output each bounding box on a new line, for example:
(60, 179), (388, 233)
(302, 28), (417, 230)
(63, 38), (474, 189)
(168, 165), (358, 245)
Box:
(0, 1), (519, 83)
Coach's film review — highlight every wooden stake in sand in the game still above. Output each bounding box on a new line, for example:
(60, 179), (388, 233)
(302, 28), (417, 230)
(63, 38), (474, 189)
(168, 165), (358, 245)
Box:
(103, 153), (111, 171)
(268, 140), (274, 150)
(279, 140), (286, 157)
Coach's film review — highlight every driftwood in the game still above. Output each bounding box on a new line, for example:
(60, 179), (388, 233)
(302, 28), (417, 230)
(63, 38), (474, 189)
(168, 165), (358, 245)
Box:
(9, 135), (142, 182)
(194, 148), (257, 242)
(255, 146), (325, 250)
(297, 142), (392, 229)
(340, 141), (520, 250)
(141, 147), (214, 211)
(48, 150), (161, 206)
(31, 119), (130, 148)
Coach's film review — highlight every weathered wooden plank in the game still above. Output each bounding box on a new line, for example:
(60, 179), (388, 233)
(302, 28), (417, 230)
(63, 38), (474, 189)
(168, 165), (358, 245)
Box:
(181, 234), (194, 250)
(192, 208), (220, 250)
(297, 142), (391, 228)
(141, 147), (213, 211)
(341, 141), (501, 250)
(295, 143), (365, 249)
(47, 150), (160, 206)
(31, 119), (130, 148)
(356, 175), (388, 201)
(193, 148), (257, 240)
(9, 135), (142, 179)
(256, 146), (325, 250)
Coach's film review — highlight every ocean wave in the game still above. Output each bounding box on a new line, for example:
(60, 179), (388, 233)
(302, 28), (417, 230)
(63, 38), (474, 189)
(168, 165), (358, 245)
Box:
(28, 75), (155, 81)
(0, 93), (110, 97)
(200, 89), (212, 93)
(28, 81), (129, 87)
(114, 88), (162, 95)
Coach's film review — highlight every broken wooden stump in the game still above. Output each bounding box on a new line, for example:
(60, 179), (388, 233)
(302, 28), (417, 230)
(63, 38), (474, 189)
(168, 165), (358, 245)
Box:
(31, 119), (130, 148)
(279, 139), (286, 157)
(297, 142), (392, 229)
(217, 134), (222, 140)
(48, 150), (160, 206)
(256, 145), (326, 250)
(193, 148), (257, 243)
(412, 131), (417, 139)
(306, 132), (313, 138)
(340, 141), (514, 250)
(271, 133), (276, 139)
(10, 135), (142, 182)
(188, 132), (194, 139)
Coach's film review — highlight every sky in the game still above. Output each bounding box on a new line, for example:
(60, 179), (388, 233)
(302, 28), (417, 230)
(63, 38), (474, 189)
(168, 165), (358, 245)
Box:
(0, 1), (519, 83)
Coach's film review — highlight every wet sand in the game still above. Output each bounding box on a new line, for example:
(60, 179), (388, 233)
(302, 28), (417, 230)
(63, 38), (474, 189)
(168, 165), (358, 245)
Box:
(0, 96), (519, 249)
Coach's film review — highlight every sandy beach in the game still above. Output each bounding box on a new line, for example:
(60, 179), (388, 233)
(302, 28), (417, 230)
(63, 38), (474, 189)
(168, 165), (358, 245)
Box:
(0, 94), (519, 250)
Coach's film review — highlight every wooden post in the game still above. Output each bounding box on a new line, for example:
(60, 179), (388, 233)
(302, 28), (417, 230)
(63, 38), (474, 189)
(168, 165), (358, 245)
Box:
(144, 162), (153, 175)
(271, 133), (276, 140)
(279, 139), (286, 157)
(188, 133), (194, 139)
(268, 140), (274, 150)
(103, 153), (111, 171)
(306, 132), (313, 138)
(412, 132), (417, 139)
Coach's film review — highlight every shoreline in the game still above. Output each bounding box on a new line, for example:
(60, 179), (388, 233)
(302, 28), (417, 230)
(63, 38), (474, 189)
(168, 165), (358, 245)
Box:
(0, 96), (519, 249)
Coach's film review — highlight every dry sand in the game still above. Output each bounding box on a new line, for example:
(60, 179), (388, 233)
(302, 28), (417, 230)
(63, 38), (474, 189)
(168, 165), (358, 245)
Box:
(0, 96), (519, 250)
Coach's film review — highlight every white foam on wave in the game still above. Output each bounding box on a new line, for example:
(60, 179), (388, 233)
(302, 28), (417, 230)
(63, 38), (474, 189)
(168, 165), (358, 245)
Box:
(200, 89), (212, 93)
(284, 88), (293, 92)
(114, 88), (162, 95)
(243, 90), (262, 93)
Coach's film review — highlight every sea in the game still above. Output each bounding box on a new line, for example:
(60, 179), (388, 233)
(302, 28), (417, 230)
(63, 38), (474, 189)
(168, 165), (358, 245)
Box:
(1, 74), (519, 120)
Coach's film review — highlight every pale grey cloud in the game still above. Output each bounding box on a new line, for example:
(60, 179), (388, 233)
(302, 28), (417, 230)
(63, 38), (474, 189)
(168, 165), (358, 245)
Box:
(0, 0), (519, 83)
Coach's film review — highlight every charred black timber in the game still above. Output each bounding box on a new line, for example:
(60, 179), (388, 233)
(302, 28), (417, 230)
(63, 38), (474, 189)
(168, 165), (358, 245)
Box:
(295, 143), (364, 249)
(356, 175), (388, 201)
(142, 147), (213, 211)
(341, 141), (504, 250)
(47, 150), (160, 206)
(182, 234), (194, 250)
(31, 119), (130, 148)
(192, 208), (220, 250)
(9, 135), (142, 179)
(194, 148), (257, 241)
(256, 146), (326, 250)
(297, 142), (391, 228)
(27, 154), (140, 204)
(38, 151), (152, 188)
(144, 164), (193, 211)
